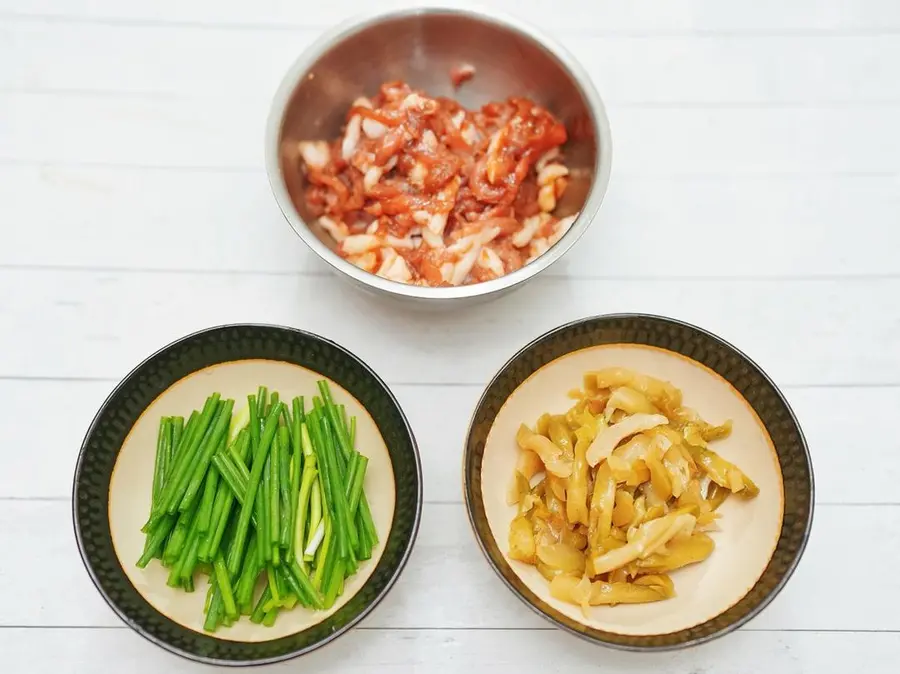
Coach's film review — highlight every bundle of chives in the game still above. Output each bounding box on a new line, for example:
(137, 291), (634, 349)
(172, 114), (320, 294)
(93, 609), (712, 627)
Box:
(136, 381), (377, 631)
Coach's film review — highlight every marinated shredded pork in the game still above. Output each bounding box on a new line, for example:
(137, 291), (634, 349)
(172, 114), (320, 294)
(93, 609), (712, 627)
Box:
(449, 63), (477, 88)
(297, 81), (578, 287)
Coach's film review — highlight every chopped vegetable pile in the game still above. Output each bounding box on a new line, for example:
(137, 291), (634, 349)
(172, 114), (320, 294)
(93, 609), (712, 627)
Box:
(137, 381), (378, 631)
(507, 367), (758, 611)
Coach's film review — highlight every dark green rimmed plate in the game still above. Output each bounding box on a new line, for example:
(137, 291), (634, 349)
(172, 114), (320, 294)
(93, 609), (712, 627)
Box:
(73, 324), (422, 666)
(463, 313), (813, 651)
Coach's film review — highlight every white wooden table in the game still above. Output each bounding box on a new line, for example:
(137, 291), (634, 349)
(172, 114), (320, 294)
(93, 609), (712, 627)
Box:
(3, 0), (899, 670)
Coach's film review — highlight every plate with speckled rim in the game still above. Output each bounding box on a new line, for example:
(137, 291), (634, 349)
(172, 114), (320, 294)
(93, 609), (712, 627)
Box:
(463, 313), (814, 651)
(72, 324), (422, 667)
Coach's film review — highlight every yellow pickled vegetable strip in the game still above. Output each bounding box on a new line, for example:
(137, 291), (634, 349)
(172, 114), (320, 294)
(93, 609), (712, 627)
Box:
(611, 490), (635, 528)
(627, 459), (651, 487)
(550, 574), (673, 607)
(706, 482), (730, 510)
(590, 512), (696, 575)
(632, 573), (675, 595)
(675, 407), (733, 441)
(516, 425), (573, 478)
(536, 560), (569, 582)
(535, 413), (552, 437)
(604, 386), (658, 418)
(645, 439), (673, 502)
(548, 418), (575, 461)
(606, 455), (633, 483)
(590, 580), (671, 605)
(537, 543), (586, 575)
(636, 533), (715, 573)
(588, 463), (615, 548)
(662, 446), (692, 499)
(682, 424), (708, 449)
(586, 368), (682, 416)
(543, 485), (565, 518)
(516, 450), (544, 481)
(689, 446), (759, 498)
(586, 414), (669, 467)
(506, 471), (531, 507)
(627, 495), (647, 532)
(566, 435), (590, 526)
(608, 567), (629, 584)
(547, 474), (568, 502)
(508, 515), (535, 564)
(613, 434), (650, 462)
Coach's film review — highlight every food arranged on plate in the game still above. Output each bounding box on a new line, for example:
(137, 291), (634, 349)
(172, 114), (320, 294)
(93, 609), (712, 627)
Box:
(296, 80), (578, 287)
(76, 324), (417, 664)
(137, 381), (378, 632)
(68, 0), (816, 659)
(507, 367), (759, 610)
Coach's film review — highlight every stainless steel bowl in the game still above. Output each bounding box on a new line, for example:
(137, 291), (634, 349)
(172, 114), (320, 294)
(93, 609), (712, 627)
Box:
(265, 4), (612, 303)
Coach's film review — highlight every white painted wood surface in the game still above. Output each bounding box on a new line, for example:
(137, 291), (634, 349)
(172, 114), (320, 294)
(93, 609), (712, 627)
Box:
(1, 0), (898, 670)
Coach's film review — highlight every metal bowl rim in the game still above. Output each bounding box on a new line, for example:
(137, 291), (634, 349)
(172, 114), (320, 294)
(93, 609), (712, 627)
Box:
(264, 2), (613, 301)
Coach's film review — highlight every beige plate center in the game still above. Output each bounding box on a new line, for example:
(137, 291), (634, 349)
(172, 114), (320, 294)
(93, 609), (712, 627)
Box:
(480, 344), (784, 636)
(108, 359), (396, 642)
